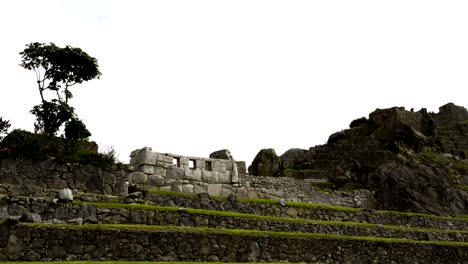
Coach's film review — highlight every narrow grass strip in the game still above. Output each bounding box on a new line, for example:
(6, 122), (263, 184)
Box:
(19, 222), (468, 247)
(74, 201), (468, 235)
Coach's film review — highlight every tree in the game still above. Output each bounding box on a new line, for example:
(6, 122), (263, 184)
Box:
(64, 117), (91, 141)
(0, 117), (11, 141)
(19, 42), (101, 136)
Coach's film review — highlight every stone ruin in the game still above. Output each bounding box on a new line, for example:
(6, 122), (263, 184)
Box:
(128, 147), (246, 196)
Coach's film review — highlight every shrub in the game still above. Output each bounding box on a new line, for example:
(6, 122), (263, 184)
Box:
(65, 118), (91, 141)
(0, 129), (56, 160)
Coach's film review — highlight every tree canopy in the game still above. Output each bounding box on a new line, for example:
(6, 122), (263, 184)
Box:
(19, 42), (101, 104)
(19, 42), (100, 137)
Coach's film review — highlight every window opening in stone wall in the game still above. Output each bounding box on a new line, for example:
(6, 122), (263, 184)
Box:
(205, 161), (212, 171)
(189, 159), (196, 169)
(172, 157), (180, 168)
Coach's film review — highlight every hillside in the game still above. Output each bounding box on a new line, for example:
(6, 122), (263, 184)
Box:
(249, 103), (468, 216)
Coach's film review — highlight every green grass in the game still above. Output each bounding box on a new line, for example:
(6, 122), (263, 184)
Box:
(375, 209), (468, 221)
(146, 188), (198, 198)
(411, 151), (468, 171)
(18, 222), (468, 247)
(286, 201), (362, 212)
(73, 201), (180, 212)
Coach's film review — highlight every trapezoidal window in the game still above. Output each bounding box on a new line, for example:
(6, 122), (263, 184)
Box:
(205, 161), (212, 171)
(172, 157), (180, 168)
(189, 159), (196, 169)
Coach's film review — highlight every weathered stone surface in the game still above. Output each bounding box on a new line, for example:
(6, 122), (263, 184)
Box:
(207, 184), (222, 196)
(184, 168), (202, 182)
(147, 175), (165, 187)
(139, 165), (154, 174)
(166, 168), (184, 180)
(209, 149), (234, 160)
(182, 184), (194, 193)
(128, 172), (147, 184)
(218, 171), (231, 184)
(59, 189), (73, 201)
(280, 148), (308, 169)
(368, 162), (468, 215)
(7, 234), (22, 254)
(248, 148), (283, 176)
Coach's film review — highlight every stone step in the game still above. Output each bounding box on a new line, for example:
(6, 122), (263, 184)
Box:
(0, 223), (466, 263)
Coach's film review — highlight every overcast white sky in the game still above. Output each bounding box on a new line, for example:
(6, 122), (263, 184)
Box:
(1, 1), (467, 165)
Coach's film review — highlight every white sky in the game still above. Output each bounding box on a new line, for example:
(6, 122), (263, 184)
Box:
(1, 0), (467, 165)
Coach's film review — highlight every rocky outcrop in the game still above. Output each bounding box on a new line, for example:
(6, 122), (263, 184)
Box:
(279, 148), (308, 169)
(248, 149), (283, 176)
(367, 162), (468, 215)
(249, 103), (468, 215)
(209, 149), (234, 160)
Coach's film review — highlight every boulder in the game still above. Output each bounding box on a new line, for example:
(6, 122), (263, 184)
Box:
(248, 148), (282, 176)
(58, 188), (73, 201)
(280, 148), (308, 169)
(209, 149), (234, 160)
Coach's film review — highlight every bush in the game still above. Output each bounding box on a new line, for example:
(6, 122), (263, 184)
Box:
(349, 117), (369, 128)
(65, 118), (91, 141)
(0, 129), (117, 168)
(0, 129), (56, 160)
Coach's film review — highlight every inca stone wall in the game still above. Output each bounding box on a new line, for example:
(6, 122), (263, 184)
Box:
(2, 195), (467, 232)
(0, 159), (127, 197)
(1, 223), (466, 263)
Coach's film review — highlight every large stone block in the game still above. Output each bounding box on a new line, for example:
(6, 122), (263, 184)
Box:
(153, 166), (166, 176)
(139, 165), (155, 174)
(128, 171), (148, 184)
(166, 168), (185, 180)
(59, 188), (73, 201)
(220, 163), (226, 172)
(212, 161), (221, 171)
(130, 148), (158, 165)
(236, 188), (249, 198)
(218, 171), (231, 184)
(231, 163), (239, 183)
(193, 185), (207, 194)
(221, 187), (234, 197)
(185, 168), (202, 182)
(147, 175), (165, 187)
(202, 171), (219, 183)
(171, 184), (183, 192)
(182, 184), (194, 193)
(207, 184), (222, 196)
